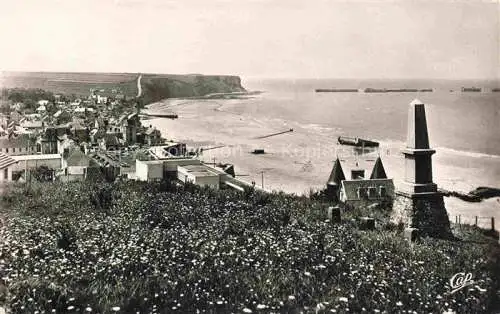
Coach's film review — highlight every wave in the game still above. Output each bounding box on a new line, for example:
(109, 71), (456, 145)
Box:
(367, 140), (500, 159)
(435, 147), (500, 159)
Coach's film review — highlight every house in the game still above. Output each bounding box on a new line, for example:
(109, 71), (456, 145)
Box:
(99, 134), (121, 151)
(37, 127), (59, 154)
(106, 123), (122, 135)
(177, 164), (221, 189)
(135, 158), (253, 191)
(326, 156), (394, 209)
(0, 134), (37, 155)
(74, 107), (86, 114)
(88, 152), (123, 181)
(119, 112), (140, 145)
(97, 95), (108, 104)
(148, 143), (187, 159)
(144, 126), (162, 146)
(60, 148), (99, 182)
(70, 122), (89, 142)
(57, 134), (73, 156)
(37, 100), (49, 106)
(20, 120), (44, 132)
(0, 152), (18, 182)
(135, 158), (203, 182)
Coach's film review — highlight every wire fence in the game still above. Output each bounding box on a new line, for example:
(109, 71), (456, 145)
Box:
(450, 215), (496, 230)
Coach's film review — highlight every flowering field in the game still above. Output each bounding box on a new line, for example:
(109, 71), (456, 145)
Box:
(1, 181), (499, 313)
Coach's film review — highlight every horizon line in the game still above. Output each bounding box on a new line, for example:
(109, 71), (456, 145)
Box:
(1, 70), (498, 82)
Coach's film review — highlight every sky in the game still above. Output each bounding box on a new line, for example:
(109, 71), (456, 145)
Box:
(0, 0), (498, 79)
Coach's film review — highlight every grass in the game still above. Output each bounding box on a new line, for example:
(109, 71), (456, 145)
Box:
(1, 72), (244, 100)
(0, 180), (499, 313)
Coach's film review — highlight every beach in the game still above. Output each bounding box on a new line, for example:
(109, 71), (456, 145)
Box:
(145, 78), (500, 228)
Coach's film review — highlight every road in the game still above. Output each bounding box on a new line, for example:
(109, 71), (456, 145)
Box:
(136, 74), (142, 98)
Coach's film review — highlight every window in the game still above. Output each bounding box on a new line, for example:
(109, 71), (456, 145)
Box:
(357, 187), (368, 199)
(368, 187), (377, 198)
(12, 148), (16, 153)
(5, 148), (8, 153)
(4, 168), (8, 180)
(379, 186), (387, 197)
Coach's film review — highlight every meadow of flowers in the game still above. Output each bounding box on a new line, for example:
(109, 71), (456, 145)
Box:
(0, 180), (499, 313)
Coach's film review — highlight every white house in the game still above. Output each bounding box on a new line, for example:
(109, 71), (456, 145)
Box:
(177, 164), (221, 189)
(135, 158), (254, 191)
(135, 158), (203, 182)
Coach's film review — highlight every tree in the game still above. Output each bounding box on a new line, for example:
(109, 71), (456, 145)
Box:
(56, 111), (72, 125)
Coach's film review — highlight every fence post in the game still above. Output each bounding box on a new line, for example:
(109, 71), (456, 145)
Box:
(475, 216), (478, 226)
(491, 217), (495, 231)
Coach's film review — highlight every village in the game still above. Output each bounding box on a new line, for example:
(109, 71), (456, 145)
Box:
(0, 87), (263, 193)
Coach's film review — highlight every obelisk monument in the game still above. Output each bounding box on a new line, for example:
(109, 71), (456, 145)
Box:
(391, 99), (453, 238)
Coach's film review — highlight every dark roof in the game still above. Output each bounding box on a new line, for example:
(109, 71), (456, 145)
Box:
(327, 158), (346, 185)
(370, 157), (387, 179)
(0, 152), (17, 169)
(0, 134), (36, 148)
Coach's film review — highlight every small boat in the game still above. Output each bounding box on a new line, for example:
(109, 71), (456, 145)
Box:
(338, 136), (379, 147)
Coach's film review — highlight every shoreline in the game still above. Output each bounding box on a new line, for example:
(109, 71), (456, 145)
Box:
(146, 97), (500, 228)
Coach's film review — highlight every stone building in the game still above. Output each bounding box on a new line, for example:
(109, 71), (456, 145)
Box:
(326, 156), (394, 208)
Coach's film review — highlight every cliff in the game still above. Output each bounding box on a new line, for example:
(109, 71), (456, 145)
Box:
(0, 72), (246, 103)
(139, 74), (245, 104)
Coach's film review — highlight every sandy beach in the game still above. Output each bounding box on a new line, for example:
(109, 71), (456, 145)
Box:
(145, 96), (500, 229)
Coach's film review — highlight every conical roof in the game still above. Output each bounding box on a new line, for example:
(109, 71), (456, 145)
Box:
(327, 158), (346, 185)
(370, 156), (387, 179)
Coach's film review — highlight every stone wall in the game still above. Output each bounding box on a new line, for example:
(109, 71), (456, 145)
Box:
(391, 192), (453, 239)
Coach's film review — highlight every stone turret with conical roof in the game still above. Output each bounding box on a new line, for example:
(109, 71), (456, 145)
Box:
(370, 156), (387, 179)
(391, 99), (453, 239)
(326, 157), (345, 202)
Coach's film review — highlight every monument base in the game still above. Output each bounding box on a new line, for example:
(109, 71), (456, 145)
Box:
(391, 191), (454, 239)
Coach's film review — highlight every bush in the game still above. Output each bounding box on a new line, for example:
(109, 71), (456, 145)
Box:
(0, 180), (498, 313)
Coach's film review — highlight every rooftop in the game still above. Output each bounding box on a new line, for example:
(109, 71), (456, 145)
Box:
(12, 154), (61, 161)
(179, 164), (220, 177)
(0, 152), (18, 169)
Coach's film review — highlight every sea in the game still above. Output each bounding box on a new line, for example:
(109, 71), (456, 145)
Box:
(242, 78), (500, 156)
(152, 78), (500, 228)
